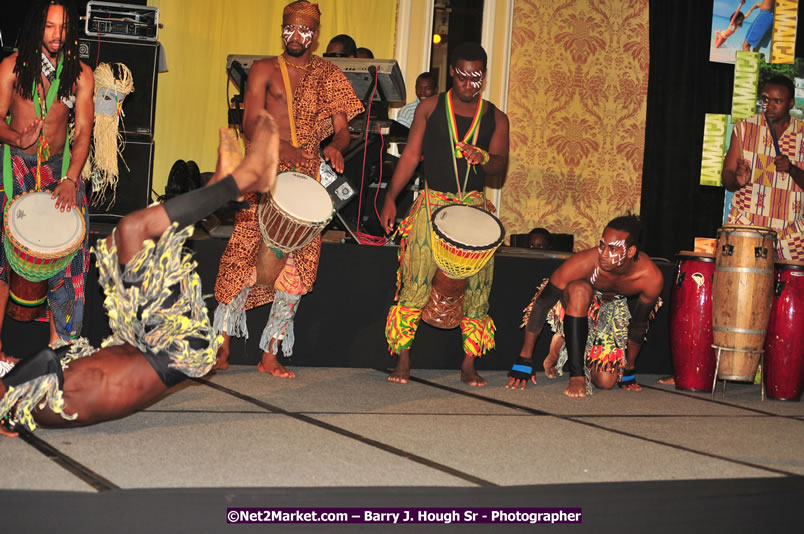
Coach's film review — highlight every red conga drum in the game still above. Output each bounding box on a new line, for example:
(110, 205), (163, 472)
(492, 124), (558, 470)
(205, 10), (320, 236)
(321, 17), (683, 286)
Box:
(763, 260), (804, 401)
(670, 251), (716, 391)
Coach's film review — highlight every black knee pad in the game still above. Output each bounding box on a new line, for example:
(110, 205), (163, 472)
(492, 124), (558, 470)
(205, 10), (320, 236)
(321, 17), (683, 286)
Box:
(526, 282), (562, 333)
(564, 315), (588, 378)
(2, 346), (66, 390)
(163, 175), (242, 229)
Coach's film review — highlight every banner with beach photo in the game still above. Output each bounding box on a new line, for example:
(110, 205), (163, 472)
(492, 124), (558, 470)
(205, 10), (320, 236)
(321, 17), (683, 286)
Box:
(709, 0), (798, 65)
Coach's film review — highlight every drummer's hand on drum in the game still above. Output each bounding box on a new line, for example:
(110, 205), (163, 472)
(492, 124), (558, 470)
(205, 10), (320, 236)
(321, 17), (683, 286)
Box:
(52, 178), (78, 212)
(735, 158), (751, 188)
(322, 144), (345, 174)
(380, 199), (397, 235)
(17, 119), (43, 150)
(279, 140), (315, 170)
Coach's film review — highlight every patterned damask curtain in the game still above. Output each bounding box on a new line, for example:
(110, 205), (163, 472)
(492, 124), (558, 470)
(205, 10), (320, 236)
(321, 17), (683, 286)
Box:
(501, 0), (649, 251)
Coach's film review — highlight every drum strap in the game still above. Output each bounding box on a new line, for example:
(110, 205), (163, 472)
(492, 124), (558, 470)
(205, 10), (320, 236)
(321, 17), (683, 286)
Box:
(277, 55), (300, 149)
(2, 55), (70, 200)
(444, 91), (483, 199)
(278, 55), (319, 182)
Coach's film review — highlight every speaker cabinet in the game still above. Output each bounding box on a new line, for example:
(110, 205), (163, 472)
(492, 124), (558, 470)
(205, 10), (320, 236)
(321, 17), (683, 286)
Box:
(90, 138), (154, 217)
(78, 37), (159, 138)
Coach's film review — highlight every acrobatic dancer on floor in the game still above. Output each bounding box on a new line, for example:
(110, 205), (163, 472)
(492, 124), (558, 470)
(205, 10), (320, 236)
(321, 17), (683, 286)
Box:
(0, 111), (279, 436)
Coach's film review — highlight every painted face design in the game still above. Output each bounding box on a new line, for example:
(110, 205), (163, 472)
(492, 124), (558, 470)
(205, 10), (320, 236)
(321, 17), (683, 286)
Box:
(455, 67), (484, 92)
(282, 24), (314, 48)
(602, 239), (628, 267)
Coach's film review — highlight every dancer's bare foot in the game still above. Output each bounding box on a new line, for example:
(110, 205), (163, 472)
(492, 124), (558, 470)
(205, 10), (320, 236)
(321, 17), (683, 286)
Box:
(228, 111), (279, 196)
(257, 350), (296, 378)
(211, 128), (243, 184)
(461, 356), (487, 387)
(657, 376), (675, 385)
(543, 333), (564, 379)
(388, 349), (411, 384)
(211, 333), (231, 371)
(564, 376), (587, 398)
(0, 351), (20, 366)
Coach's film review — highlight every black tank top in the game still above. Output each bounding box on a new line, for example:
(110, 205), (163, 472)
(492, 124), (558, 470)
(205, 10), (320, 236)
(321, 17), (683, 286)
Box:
(422, 93), (497, 194)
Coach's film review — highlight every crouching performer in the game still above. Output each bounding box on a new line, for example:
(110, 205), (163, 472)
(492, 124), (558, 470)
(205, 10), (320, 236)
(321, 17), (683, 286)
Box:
(0, 113), (278, 436)
(505, 215), (664, 397)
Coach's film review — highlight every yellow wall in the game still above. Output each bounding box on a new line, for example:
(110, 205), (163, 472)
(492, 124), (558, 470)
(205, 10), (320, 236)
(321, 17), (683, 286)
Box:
(500, 0), (649, 250)
(147, 0), (397, 195)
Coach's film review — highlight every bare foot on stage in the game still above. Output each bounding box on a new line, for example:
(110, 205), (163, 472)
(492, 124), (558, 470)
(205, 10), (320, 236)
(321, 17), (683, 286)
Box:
(211, 128), (243, 182)
(564, 376), (587, 398)
(257, 350), (296, 378)
(543, 333), (564, 379)
(461, 356), (487, 387)
(657, 376), (675, 385)
(211, 111), (279, 196)
(211, 333), (231, 371)
(388, 349), (410, 384)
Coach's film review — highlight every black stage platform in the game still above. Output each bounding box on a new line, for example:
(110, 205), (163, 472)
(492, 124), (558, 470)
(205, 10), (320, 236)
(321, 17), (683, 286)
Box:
(1, 231), (676, 375)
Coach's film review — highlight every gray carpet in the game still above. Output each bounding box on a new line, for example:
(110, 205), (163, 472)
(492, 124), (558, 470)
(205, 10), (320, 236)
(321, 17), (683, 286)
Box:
(2, 367), (802, 531)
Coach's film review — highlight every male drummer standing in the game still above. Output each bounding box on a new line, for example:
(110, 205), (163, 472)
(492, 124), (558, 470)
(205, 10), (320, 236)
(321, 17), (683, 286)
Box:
(721, 75), (804, 261)
(379, 43), (510, 386)
(212, 1), (362, 376)
(0, 0), (93, 352)
(505, 215), (664, 398)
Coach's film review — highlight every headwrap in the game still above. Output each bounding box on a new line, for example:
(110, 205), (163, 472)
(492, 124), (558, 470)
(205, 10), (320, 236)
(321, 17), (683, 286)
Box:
(283, 1), (321, 27)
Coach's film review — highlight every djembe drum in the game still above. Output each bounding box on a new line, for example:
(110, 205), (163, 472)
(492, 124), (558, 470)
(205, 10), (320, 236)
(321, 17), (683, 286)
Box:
(421, 204), (505, 329)
(712, 224), (776, 382)
(3, 191), (86, 321)
(670, 251), (716, 391)
(255, 171), (334, 286)
(763, 259), (804, 401)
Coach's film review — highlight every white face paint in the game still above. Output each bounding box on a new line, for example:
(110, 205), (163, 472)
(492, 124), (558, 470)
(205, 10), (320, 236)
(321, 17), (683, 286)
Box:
(605, 239), (628, 266)
(455, 67), (485, 93)
(282, 24), (314, 49)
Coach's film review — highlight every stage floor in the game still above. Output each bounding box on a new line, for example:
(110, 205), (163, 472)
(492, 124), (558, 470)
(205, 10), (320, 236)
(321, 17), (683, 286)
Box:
(3, 366), (802, 531)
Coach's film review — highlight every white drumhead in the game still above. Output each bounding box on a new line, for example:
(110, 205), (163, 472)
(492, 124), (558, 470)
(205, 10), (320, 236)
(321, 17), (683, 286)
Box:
(271, 172), (333, 223)
(433, 205), (502, 248)
(6, 192), (84, 254)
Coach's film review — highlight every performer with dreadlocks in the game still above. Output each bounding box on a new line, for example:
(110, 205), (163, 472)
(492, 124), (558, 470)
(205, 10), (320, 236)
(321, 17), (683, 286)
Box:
(0, 111), (280, 437)
(0, 0), (94, 352)
(212, 0), (362, 378)
(505, 215), (664, 398)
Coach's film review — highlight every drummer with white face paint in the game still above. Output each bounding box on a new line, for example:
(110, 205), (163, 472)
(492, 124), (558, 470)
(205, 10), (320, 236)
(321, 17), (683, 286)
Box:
(211, 0), (363, 378)
(380, 43), (510, 387)
(507, 215), (665, 398)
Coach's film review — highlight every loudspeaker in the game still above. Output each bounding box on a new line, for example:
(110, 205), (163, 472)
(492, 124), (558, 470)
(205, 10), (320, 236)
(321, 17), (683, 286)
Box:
(78, 36), (159, 138)
(90, 138), (154, 217)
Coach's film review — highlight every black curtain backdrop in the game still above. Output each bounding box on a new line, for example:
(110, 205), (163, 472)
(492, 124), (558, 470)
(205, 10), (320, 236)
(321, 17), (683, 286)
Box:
(641, 0), (804, 260)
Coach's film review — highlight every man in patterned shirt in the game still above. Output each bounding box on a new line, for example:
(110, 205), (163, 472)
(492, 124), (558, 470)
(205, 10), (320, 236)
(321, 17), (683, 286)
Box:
(212, 1), (363, 377)
(722, 75), (804, 260)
